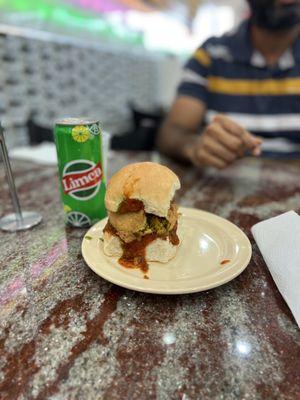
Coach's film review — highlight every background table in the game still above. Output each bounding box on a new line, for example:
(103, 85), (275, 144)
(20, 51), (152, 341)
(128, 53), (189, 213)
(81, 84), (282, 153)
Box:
(0, 152), (300, 400)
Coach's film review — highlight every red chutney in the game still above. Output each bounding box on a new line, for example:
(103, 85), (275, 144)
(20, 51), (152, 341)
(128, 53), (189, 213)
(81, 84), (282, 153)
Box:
(119, 223), (179, 272)
(103, 221), (117, 235)
(119, 232), (157, 273)
(169, 222), (179, 246)
(220, 259), (230, 265)
(104, 218), (180, 273)
(118, 199), (144, 214)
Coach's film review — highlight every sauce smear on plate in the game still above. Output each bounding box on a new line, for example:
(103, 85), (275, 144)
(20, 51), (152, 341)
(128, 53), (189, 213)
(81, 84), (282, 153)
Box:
(220, 259), (230, 266)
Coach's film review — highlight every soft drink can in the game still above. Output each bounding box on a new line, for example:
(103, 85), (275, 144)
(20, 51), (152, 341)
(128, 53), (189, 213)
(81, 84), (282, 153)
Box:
(54, 117), (106, 227)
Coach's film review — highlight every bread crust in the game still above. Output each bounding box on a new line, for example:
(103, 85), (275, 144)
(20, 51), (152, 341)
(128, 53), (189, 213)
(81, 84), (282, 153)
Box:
(105, 162), (180, 217)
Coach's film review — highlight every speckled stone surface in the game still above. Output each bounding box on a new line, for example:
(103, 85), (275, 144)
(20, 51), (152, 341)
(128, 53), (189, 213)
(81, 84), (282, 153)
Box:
(0, 152), (300, 400)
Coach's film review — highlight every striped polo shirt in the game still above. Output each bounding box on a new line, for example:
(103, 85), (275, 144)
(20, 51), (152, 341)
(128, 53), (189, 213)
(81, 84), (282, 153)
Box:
(178, 20), (300, 143)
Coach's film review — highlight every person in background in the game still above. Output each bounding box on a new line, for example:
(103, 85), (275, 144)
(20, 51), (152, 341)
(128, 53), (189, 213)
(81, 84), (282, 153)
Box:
(158, 0), (300, 169)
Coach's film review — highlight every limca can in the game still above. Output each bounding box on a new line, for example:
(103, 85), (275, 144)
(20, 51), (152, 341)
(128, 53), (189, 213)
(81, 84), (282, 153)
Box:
(54, 118), (106, 228)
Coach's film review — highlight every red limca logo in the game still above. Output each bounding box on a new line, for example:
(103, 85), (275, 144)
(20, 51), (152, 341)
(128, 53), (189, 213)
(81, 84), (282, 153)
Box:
(62, 159), (102, 201)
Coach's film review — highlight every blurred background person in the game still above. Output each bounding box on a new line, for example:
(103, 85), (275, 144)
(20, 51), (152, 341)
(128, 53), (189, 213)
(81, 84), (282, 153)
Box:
(4, 0), (300, 167)
(158, 0), (300, 169)
(0, 0), (245, 154)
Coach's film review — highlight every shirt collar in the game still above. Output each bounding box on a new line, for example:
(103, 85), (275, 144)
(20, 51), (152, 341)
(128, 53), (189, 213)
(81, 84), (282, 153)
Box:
(251, 48), (295, 69)
(228, 19), (299, 70)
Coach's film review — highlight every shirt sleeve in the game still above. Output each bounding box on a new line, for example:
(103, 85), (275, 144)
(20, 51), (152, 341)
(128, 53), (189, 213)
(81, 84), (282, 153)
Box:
(177, 44), (212, 104)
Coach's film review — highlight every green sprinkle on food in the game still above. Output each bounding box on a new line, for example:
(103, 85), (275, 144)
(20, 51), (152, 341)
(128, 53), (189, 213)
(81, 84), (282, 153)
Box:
(99, 238), (104, 242)
(85, 236), (92, 240)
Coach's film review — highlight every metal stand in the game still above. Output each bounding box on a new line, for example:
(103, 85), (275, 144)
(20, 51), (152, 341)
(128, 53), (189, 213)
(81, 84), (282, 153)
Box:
(0, 124), (42, 232)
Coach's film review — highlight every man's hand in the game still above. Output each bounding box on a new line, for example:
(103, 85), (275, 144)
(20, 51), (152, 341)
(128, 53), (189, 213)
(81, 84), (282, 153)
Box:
(157, 97), (262, 169)
(186, 115), (262, 169)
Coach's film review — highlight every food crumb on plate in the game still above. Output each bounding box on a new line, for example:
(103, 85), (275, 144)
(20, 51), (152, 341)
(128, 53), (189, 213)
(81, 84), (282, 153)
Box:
(220, 259), (230, 266)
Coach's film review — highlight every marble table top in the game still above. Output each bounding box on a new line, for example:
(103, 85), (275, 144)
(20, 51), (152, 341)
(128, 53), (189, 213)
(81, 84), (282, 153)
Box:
(0, 152), (299, 400)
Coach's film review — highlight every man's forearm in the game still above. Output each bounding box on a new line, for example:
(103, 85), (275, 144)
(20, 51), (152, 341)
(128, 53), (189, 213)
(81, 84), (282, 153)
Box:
(157, 120), (198, 163)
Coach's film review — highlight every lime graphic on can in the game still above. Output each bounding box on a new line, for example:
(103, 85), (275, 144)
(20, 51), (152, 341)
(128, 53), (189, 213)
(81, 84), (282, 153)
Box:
(66, 211), (91, 228)
(72, 125), (90, 143)
(54, 118), (106, 227)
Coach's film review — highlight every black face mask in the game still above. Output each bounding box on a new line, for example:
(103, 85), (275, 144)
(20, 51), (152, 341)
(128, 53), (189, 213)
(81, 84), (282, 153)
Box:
(247, 0), (300, 31)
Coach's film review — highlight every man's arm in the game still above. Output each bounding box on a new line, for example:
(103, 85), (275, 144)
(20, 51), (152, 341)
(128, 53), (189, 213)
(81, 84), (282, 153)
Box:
(157, 96), (204, 163)
(157, 96), (262, 169)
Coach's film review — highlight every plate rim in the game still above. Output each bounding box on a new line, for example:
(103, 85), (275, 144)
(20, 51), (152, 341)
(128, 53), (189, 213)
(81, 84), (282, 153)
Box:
(81, 207), (252, 294)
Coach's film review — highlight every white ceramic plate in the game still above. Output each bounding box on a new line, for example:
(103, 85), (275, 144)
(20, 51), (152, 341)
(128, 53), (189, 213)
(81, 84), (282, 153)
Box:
(81, 207), (252, 294)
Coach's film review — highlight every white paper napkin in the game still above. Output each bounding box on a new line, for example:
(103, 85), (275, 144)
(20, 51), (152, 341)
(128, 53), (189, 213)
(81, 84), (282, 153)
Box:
(10, 142), (58, 165)
(251, 211), (300, 327)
